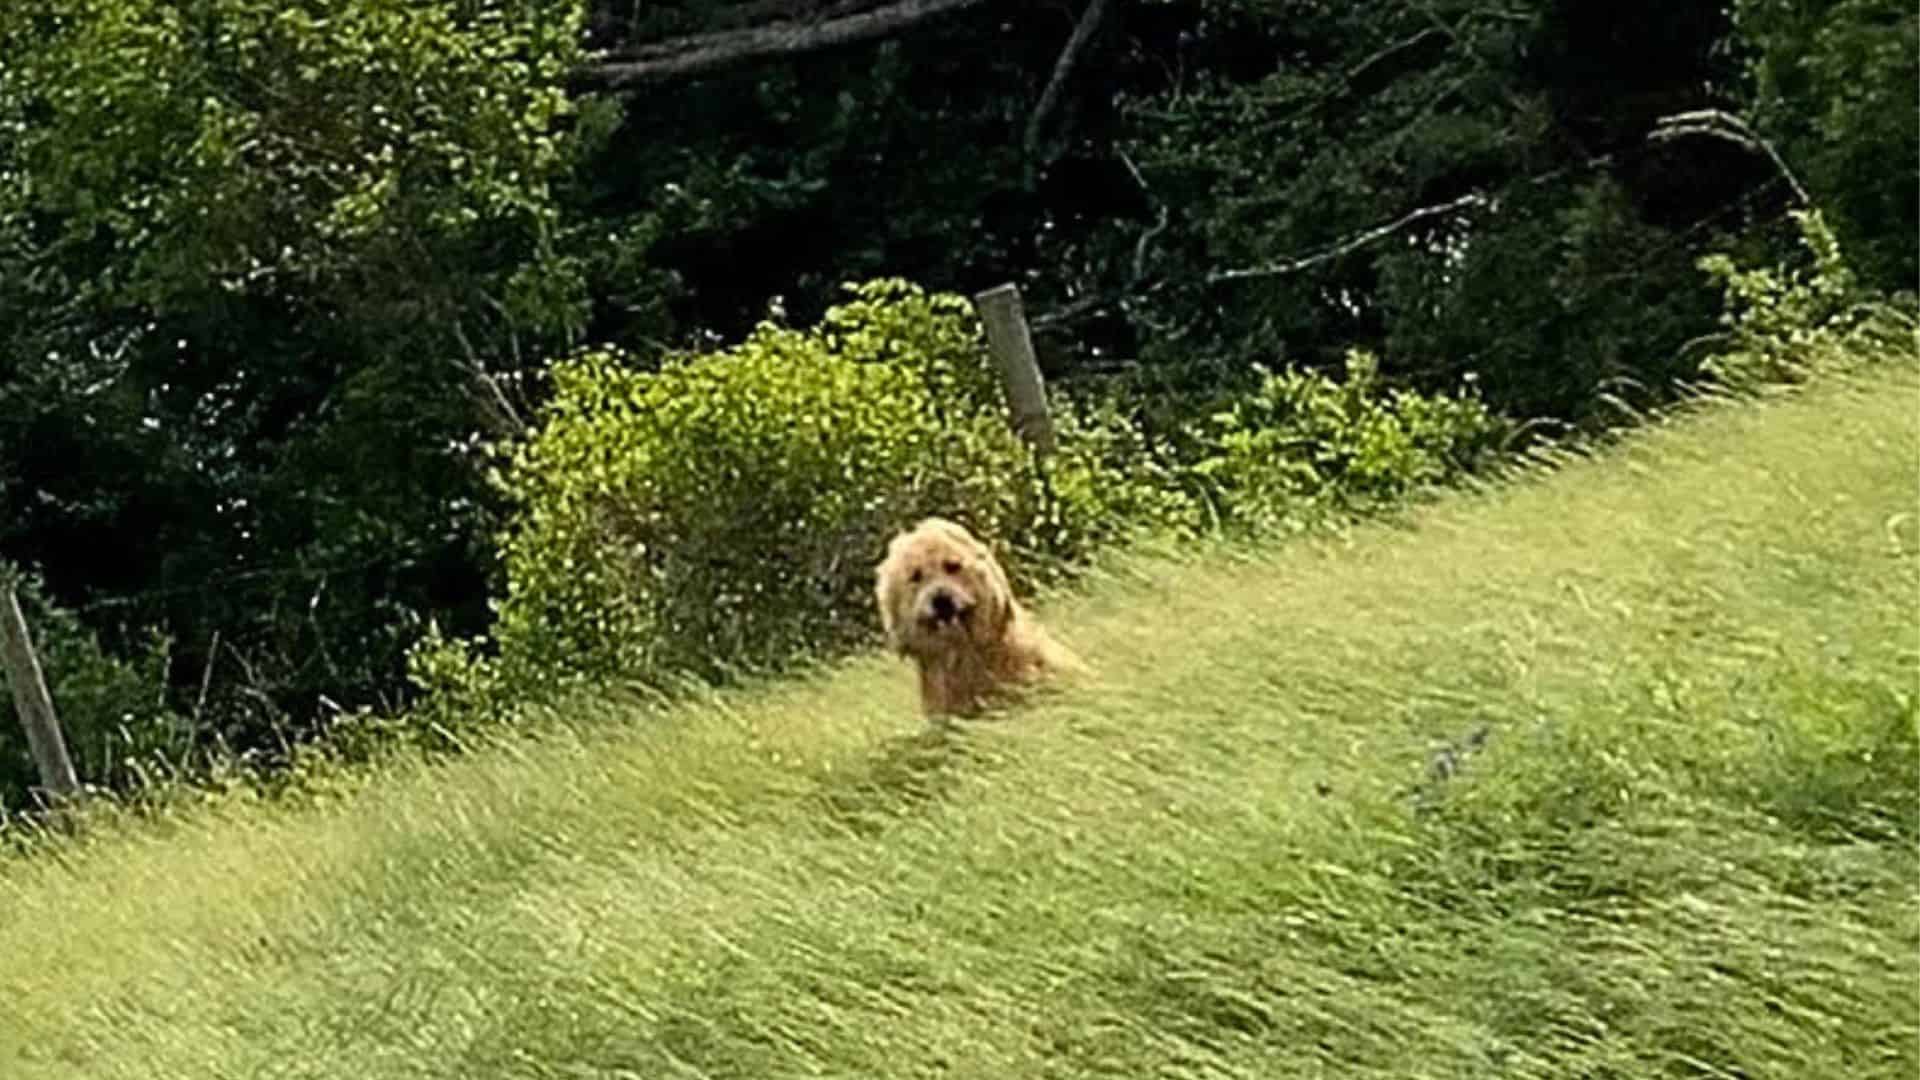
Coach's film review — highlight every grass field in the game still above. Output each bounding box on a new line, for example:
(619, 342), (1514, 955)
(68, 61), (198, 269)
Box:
(3, 373), (1916, 1079)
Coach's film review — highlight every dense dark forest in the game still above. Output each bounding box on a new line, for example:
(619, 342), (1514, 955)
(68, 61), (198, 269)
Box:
(0, 0), (1913, 803)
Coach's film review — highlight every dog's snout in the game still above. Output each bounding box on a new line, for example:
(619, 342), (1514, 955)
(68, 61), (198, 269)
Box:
(930, 590), (958, 621)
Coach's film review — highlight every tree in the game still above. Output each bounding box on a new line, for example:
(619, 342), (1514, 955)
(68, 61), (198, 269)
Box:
(1005, 0), (1794, 423)
(573, 1), (1794, 423)
(1730, 0), (1918, 291)
(0, 0), (593, 747)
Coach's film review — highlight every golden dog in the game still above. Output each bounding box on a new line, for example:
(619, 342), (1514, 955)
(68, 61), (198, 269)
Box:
(874, 517), (1082, 718)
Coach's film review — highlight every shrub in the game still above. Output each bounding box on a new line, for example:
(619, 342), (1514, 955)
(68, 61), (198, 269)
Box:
(1185, 349), (1509, 530)
(1696, 209), (1917, 390)
(1026, 392), (1206, 574)
(410, 281), (1513, 724)
(0, 567), (187, 808)
(414, 280), (1190, 710)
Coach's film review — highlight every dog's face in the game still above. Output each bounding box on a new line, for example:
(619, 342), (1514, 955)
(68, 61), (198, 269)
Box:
(875, 518), (1013, 657)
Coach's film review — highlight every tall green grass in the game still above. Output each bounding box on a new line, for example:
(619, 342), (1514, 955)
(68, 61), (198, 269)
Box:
(2, 373), (1915, 1079)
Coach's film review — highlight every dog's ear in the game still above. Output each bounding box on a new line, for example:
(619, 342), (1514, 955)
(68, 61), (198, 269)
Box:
(970, 540), (1017, 643)
(874, 550), (910, 654)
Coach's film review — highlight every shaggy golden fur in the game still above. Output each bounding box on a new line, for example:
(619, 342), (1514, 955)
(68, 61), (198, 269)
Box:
(874, 517), (1082, 718)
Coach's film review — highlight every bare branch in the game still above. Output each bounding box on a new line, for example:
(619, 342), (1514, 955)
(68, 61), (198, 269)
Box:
(597, 1), (888, 53)
(1030, 278), (1168, 333)
(1023, 0), (1116, 182)
(1343, 27), (1447, 94)
(1030, 148), (1171, 335)
(1113, 150), (1172, 286)
(1037, 152), (1626, 331)
(587, 0), (994, 88)
(1209, 190), (1490, 284)
(450, 322), (529, 438)
(1408, 2), (1540, 136)
(1650, 109), (1811, 205)
(1208, 156), (1616, 286)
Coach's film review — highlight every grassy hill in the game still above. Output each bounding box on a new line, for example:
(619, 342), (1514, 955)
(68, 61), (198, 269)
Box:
(3, 372), (1915, 1079)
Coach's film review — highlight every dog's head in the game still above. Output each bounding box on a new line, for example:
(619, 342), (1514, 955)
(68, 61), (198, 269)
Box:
(874, 517), (1014, 657)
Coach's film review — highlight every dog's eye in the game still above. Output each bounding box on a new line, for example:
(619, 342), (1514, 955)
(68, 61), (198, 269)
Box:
(908, 569), (923, 584)
(943, 560), (962, 575)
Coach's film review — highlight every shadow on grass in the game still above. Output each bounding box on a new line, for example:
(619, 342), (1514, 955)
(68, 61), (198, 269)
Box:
(812, 723), (991, 837)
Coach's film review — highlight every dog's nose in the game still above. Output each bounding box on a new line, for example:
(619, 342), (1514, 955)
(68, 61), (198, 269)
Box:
(930, 591), (957, 622)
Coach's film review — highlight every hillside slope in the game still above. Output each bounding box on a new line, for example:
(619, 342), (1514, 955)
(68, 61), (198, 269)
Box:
(3, 373), (1916, 1079)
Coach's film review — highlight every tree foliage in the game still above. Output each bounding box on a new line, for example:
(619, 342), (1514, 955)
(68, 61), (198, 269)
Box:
(1730, 0), (1918, 290)
(0, 0), (589, 755)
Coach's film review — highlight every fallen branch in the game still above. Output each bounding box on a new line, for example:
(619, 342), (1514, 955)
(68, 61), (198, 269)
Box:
(587, 0), (993, 88)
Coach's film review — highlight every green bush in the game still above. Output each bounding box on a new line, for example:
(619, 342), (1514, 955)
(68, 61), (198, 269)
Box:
(1026, 392), (1206, 573)
(408, 281), (1515, 724)
(1185, 349), (1509, 530)
(1696, 209), (1917, 390)
(0, 568), (187, 807)
(413, 280), (1189, 710)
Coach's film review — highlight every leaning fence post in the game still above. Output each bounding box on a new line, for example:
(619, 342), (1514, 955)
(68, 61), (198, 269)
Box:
(0, 572), (81, 804)
(972, 283), (1057, 457)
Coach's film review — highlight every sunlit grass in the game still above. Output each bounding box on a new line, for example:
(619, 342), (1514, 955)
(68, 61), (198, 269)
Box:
(2, 372), (1915, 1079)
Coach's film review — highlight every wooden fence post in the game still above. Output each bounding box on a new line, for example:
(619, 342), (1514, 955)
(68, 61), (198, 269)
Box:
(972, 283), (1057, 457)
(0, 575), (81, 803)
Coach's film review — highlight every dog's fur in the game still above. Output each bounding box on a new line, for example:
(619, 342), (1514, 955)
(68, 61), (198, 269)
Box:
(874, 517), (1082, 717)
